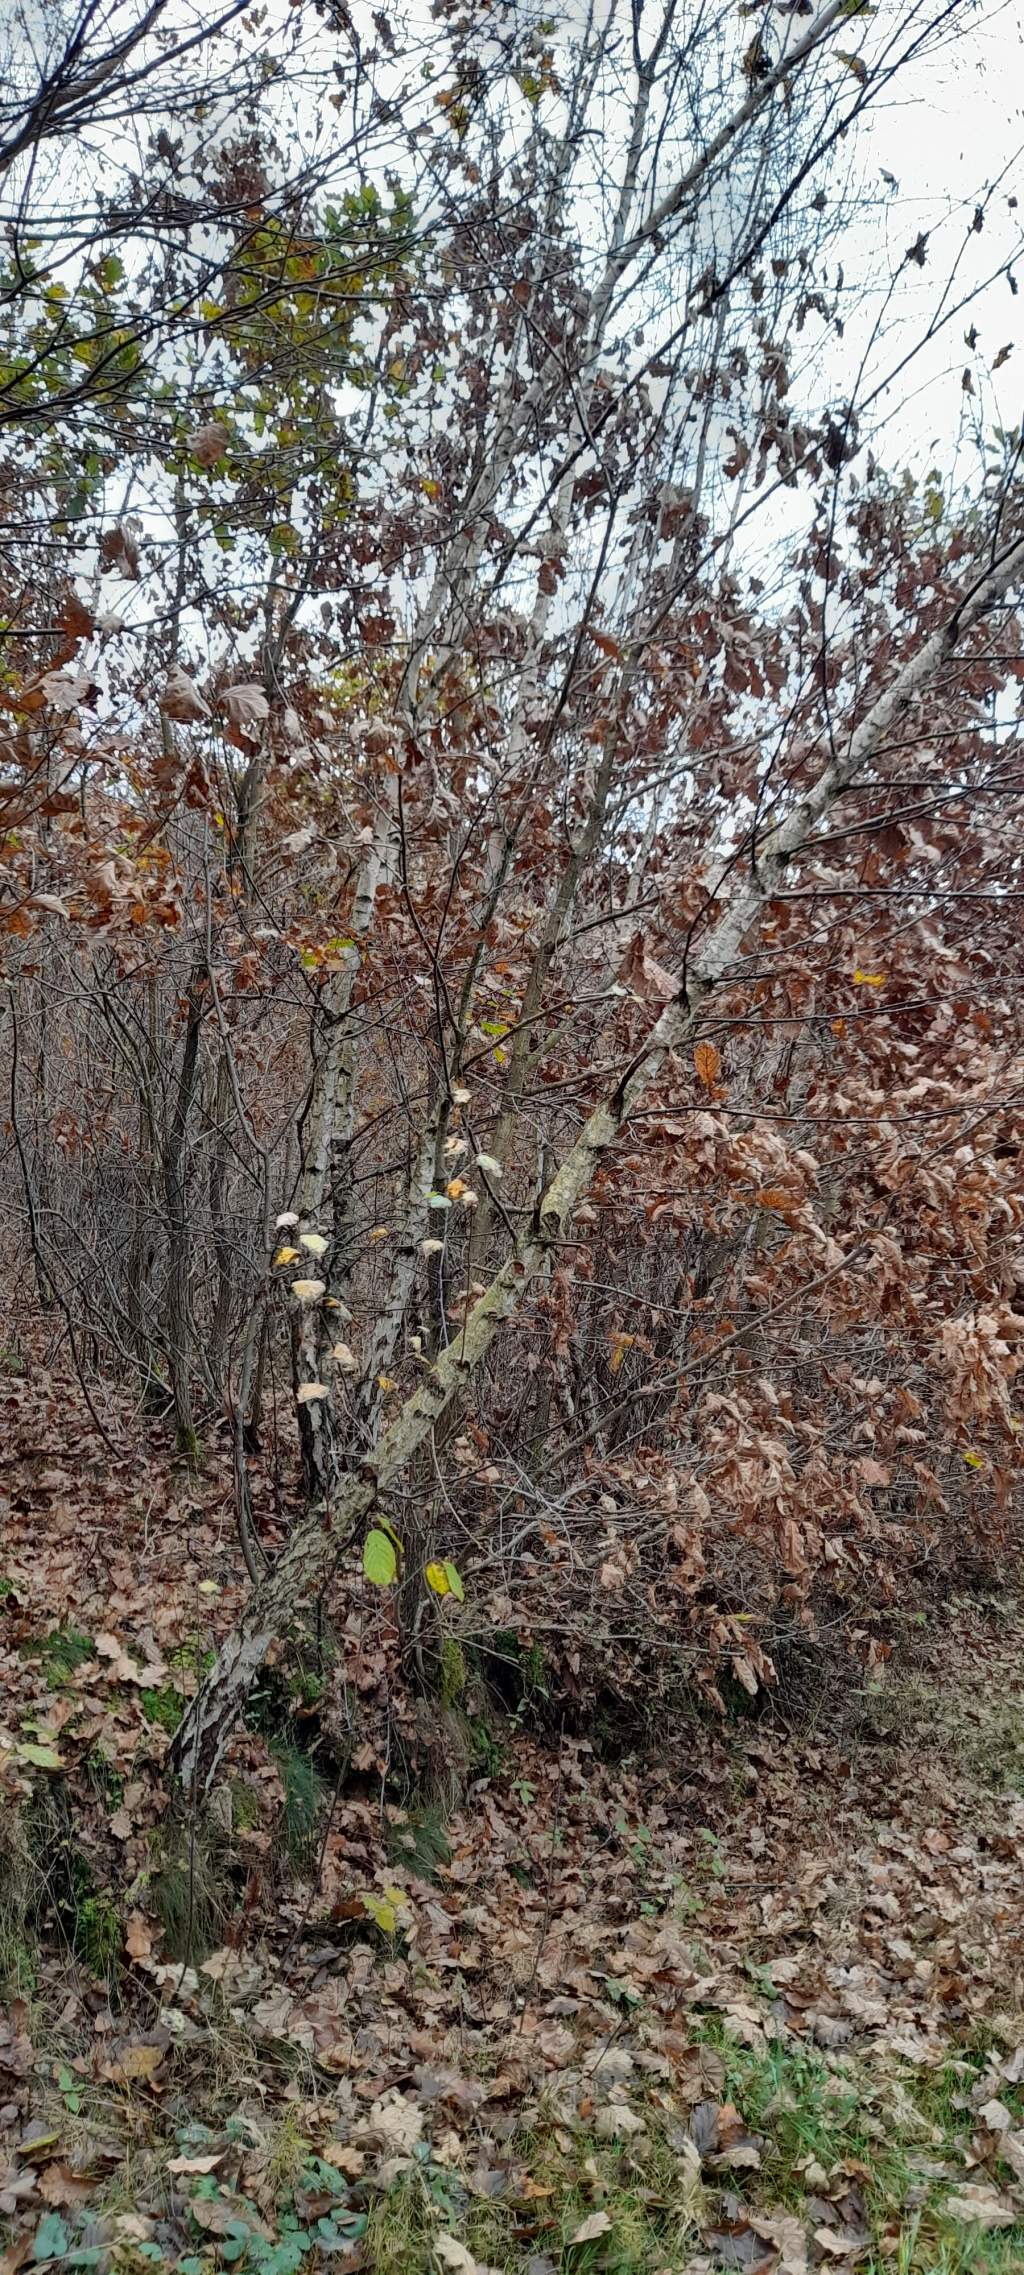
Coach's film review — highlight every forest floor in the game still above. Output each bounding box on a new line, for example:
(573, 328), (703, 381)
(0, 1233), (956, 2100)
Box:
(1, 1362), (1024, 2275)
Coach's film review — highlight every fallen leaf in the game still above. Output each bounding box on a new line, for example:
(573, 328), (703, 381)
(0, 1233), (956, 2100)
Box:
(100, 2040), (166, 2087)
(125, 1913), (157, 1968)
(321, 2144), (365, 2176)
(593, 2104), (646, 2140)
(435, 2235), (498, 2275)
(943, 2185), (1015, 2229)
(36, 2166), (96, 2209)
(749, 2210), (808, 2275)
(569, 2210), (613, 2245)
(996, 2130), (1024, 2184)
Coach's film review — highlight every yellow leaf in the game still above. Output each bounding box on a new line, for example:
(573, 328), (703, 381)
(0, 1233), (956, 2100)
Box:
(425, 1562), (451, 1595)
(274, 1246), (300, 1265)
(361, 1892), (397, 1932)
(963, 1450), (985, 1469)
(377, 1374), (398, 1392)
(853, 969), (886, 986)
(368, 1225), (390, 1241)
(446, 1178), (467, 1200)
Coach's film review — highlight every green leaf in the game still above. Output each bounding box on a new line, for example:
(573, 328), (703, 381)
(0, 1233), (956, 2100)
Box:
(17, 1742), (63, 1769)
(363, 1530), (397, 1586)
(220, 2224), (251, 2263)
(35, 2214), (70, 2261)
(443, 1561), (465, 1603)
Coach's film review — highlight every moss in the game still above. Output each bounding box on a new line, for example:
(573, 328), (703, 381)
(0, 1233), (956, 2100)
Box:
(140, 1685), (183, 1733)
(173, 1423), (203, 1469)
(469, 1715), (504, 1779)
(438, 1636), (467, 1707)
(230, 1777), (260, 1831)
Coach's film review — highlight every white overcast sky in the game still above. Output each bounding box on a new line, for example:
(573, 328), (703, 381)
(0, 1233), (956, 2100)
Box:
(821, 0), (1024, 483)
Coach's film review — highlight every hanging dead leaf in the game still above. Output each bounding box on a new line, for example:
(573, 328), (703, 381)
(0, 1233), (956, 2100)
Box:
(100, 524), (141, 578)
(188, 421), (230, 466)
(224, 683), (269, 727)
(616, 931), (677, 1002)
(694, 1041), (722, 1088)
(160, 667), (210, 723)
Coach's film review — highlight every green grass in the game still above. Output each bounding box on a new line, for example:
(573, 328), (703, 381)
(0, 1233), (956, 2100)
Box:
(386, 1798), (451, 1881)
(38, 1627), (94, 1679)
(271, 1738), (325, 1864)
(357, 2023), (1024, 2275)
